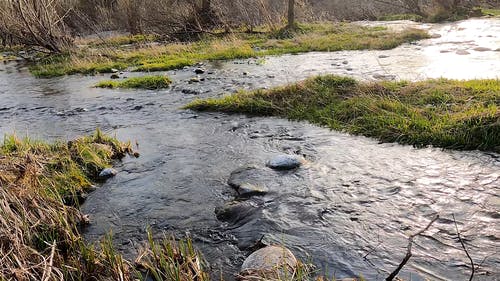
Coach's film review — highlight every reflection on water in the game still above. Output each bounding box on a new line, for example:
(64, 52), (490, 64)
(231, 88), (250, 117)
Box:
(0, 18), (499, 281)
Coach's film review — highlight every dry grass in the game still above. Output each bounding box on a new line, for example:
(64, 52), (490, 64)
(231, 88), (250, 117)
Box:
(0, 130), (209, 280)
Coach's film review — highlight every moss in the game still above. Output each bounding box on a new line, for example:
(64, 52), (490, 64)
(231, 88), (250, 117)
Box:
(30, 22), (429, 77)
(95, 75), (172, 89)
(186, 76), (500, 153)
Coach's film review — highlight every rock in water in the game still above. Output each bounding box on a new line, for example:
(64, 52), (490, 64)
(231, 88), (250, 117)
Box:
(228, 166), (277, 197)
(240, 246), (298, 279)
(110, 74), (120, 79)
(237, 183), (268, 197)
(194, 68), (205, 74)
(266, 155), (304, 170)
(99, 168), (117, 179)
(215, 200), (259, 224)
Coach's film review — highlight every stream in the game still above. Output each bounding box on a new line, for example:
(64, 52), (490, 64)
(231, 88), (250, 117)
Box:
(0, 18), (499, 280)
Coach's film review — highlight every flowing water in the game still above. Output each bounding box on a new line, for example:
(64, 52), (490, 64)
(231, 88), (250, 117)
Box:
(0, 18), (499, 280)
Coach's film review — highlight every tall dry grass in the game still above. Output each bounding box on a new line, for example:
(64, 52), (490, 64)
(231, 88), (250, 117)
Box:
(0, 130), (209, 280)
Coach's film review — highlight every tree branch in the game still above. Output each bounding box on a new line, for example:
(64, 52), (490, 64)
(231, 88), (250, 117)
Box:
(452, 214), (475, 281)
(386, 215), (439, 281)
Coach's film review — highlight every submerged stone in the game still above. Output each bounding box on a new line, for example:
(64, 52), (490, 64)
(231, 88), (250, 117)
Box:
(240, 246), (298, 279)
(266, 155), (304, 170)
(228, 166), (277, 196)
(215, 200), (259, 224)
(99, 168), (117, 179)
(473, 47), (492, 52)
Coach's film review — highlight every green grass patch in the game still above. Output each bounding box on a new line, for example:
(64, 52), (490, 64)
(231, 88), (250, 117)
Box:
(482, 8), (500, 17)
(95, 75), (172, 89)
(377, 14), (424, 22)
(30, 22), (429, 77)
(186, 76), (500, 152)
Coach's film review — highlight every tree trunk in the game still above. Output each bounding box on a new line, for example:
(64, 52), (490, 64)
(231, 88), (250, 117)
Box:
(202, 0), (211, 12)
(287, 0), (295, 28)
(199, 0), (214, 27)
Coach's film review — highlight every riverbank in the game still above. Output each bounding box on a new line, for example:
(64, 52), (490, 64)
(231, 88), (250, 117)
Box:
(0, 130), (208, 280)
(28, 22), (428, 78)
(186, 75), (500, 153)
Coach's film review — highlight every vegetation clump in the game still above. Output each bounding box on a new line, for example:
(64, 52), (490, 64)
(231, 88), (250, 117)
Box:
(95, 75), (172, 89)
(30, 23), (429, 77)
(377, 14), (425, 22)
(0, 129), (208, 280)
(186, 76), (500, 153)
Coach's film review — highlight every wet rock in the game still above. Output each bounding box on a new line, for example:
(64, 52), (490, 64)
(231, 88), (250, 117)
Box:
(240, 246), (298, 280)
(373, 74), (396, 80)
(189, 77), (201, 83)
(99, 168), (117, 179)
(110, 74), (120, 79)
(378, 55), (389, 58)
(194, 68), (205, 74)
(266, 155), (304, 170)
(132, 105), (143, 111)
(346, 68), (353, 71)
(228, 166), (274, 197)
(342, 60), (349, 64)
(456, 50), (470, 55)
(230, 121), (244, 131)
(473, 47), (492, 52)
(243, 72), (249, 76)
(74, 107), (88, 113)
(181, 89), (202, 95)
(237, 183), (268, 197)
(215, 200), (259, 224)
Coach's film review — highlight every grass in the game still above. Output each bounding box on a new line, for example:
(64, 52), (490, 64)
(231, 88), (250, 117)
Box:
(95, 75), (172, 89)
(29, 22), (429, 77)
(483, 8), (500, 17)
(186, 75), (500, 153)
(377, 14), (424, 22)
(378, 6), (496, 23)
(0, 129), (209, 280)
(77, 34), (160, 47)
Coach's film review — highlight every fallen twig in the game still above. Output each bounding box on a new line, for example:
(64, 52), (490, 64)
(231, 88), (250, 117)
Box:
(386, 215), (439, 281)
(453, 214), (475, 281)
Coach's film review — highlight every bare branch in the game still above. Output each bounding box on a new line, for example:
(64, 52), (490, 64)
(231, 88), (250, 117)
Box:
(452, 214), (475, 281)
(386, 215), (440, 281)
